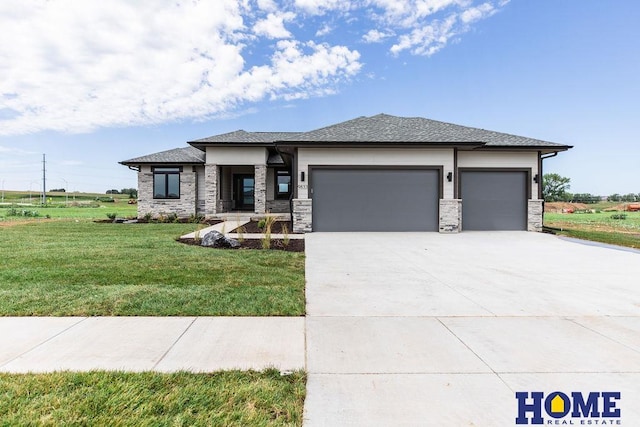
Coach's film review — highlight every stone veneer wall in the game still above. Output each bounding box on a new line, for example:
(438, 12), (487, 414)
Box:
(137, 170), (197, 218)
(254, 165), (267, 214)
(527, 199), (544, 232)
(292, 199), (312, 233)
(204, 164), (218, 217)
(266, 200), (290, 213)
(439, 199), (462, 233)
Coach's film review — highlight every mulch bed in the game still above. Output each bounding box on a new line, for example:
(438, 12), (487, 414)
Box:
(234, 220), (297, 234)
(177, 237), (304, 252)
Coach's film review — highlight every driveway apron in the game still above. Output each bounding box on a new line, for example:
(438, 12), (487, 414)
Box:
(303, 232), (640, 426)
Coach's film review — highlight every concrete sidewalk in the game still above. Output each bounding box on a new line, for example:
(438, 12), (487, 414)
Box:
(0, 317), (304, 373)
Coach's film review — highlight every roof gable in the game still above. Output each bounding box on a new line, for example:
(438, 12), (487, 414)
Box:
(189, 130), (301, 145)
(120, 146), (204, 165)
(278, 114), (568, 148)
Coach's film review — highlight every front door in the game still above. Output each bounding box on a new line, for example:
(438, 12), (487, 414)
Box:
(233, 174), (255, 210)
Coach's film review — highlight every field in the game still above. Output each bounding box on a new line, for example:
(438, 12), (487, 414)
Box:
(1, 190), (137, 220)
(544, 202), (640, 249)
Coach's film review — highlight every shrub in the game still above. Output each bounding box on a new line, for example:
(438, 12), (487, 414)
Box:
(167, 213), (179, 223)
(6, 208), (41, 218)
(281, 223), (290, 247)
(188, 213), (205, 224)
(261, 215), (277, 250)
(257, 218), (266, 229)
(610, 213), (627, 220)
(106, 213), (117, 220)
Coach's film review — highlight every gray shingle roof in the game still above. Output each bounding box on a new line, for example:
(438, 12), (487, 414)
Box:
(189, 130), (301, 144)
(120, 146), (205, 165)
(278, 114), (569, 148)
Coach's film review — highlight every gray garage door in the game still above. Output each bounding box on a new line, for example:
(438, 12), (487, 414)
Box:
(311, 168), (439, 231)
(460, 171), (527, 231)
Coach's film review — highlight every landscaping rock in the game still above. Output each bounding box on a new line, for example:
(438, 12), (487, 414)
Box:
(201, 230), (241, 248)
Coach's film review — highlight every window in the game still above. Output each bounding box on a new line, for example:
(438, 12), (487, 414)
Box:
(275, 169), (291, 200)
(153, 167), (181, 199)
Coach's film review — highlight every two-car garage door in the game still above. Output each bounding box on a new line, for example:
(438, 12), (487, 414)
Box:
(311, 168), (440, 232)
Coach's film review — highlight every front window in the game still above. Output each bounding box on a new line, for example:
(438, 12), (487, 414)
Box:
(275, 169), (291, 200)
(153, 167), (181, 199)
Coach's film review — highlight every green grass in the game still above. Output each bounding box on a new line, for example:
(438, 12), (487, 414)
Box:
(0, 221), (305, 316)
(0, 204), (138, 220)
(544, 211), (640, 249)
(0, 369), (306, 426)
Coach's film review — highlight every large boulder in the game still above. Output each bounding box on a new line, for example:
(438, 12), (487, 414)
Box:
(200, 230), (241, 248)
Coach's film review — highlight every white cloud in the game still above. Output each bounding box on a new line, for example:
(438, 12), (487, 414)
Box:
(316, 24), (333, 37)
(0, 0), (507, 136)
(363, 29), (393, 43)
(256, 0), (278, 12)
(253, 12), (296, 39)
(294, 0), (347, 15)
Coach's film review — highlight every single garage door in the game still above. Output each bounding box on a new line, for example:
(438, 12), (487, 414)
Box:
(311, 168), (439, 231)
(460, 170), (527, 231)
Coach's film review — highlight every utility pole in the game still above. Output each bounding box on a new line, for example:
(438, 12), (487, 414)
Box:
(42, 154), (46, 205)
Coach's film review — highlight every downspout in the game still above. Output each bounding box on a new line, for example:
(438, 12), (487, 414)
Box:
(539, 151), (559, 228)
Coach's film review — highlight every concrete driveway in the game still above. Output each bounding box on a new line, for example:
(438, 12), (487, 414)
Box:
(303, 232), (640, 426)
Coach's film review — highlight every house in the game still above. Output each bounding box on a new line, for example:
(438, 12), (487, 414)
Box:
(120, 114), (571, 233)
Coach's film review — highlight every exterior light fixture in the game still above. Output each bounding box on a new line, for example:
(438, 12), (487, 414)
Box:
(533, 174), (539, 183)
(447, 172), (453, 182)
(301, 171), (305, 182)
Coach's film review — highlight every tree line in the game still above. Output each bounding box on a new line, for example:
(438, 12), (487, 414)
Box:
(542, 173), (639, 203)
(105, 188), (138, 198)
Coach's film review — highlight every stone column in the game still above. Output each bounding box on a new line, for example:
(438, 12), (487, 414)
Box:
(293, 199), (312, 233)
(204, 164), (218, 217)
(439, 199), (462, 233)
(254, 164), (267, 214)
(137, 171), (153, 219)
(528, 199), (544, 232)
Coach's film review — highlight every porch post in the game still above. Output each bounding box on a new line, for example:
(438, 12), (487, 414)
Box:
(254, 164), (267, 213)
(205, 163), (218, 217)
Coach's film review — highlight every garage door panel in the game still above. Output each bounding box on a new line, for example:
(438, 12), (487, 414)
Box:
(312, 169), (439, 232)
(461, 171), (527, 231)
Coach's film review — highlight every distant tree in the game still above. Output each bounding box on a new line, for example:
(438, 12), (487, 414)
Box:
(542, 173), (571, 202)
(571, 193), (599, 204)
(120, 188), (138, 198)
(106, 189), (120, 194)
(621, 193), (639, 202)
(607, 193), (622, 202)
(50, 188), (66, 192)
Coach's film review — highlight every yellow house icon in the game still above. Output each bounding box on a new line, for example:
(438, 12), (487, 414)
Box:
(550, 395), (565, 413)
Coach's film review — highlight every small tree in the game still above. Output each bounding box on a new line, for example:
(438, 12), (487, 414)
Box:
(542, 173), (571, 202)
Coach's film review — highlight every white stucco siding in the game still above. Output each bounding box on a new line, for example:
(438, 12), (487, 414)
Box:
(205, 147), (267, 165)
(297, 148), (455, 199)
(457, 151), (539, 198)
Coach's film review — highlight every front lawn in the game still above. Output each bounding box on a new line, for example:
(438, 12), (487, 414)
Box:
(0, 369), (306, 426)
(0, 221), (305, 316)
(544, 211), (640, 249)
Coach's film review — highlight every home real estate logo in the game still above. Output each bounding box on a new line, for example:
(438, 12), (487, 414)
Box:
(515, 391), (622, 425)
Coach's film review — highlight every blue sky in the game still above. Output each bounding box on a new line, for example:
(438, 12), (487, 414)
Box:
(0, 0), (638, 196)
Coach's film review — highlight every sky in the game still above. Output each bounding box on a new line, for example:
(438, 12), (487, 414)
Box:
(0, 0), (638, 196)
